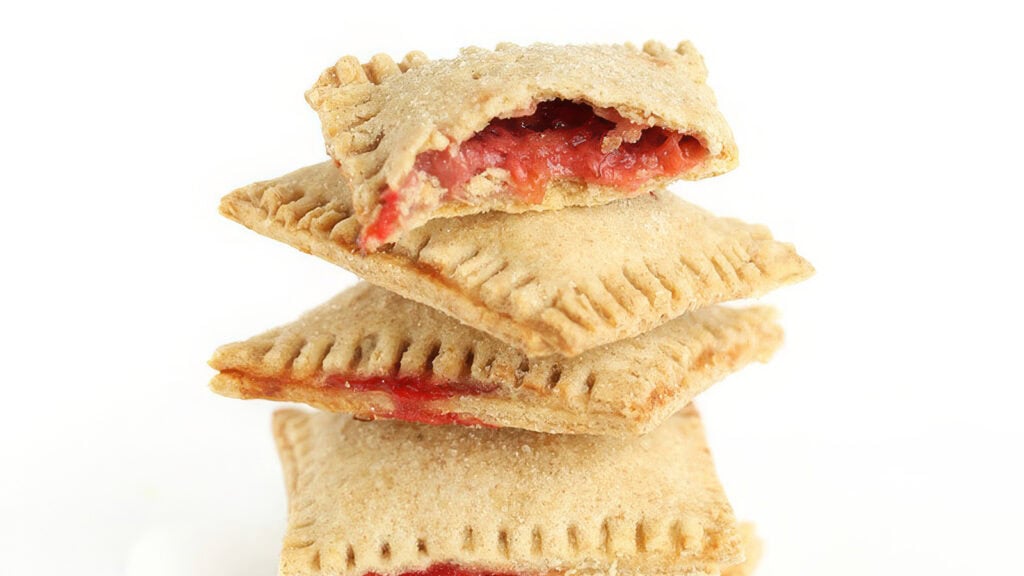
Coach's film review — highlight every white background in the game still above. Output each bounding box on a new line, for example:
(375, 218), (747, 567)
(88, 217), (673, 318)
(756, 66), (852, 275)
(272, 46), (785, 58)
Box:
(2, 1), (1022, 575)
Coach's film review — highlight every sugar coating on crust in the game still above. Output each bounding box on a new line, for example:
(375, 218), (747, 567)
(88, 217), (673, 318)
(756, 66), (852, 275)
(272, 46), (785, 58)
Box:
(305, 41), (738, 243)
(211, 283), (782, 435)
(220, 162), (813, 357)
(209, 282), (782, 434)
(272, 407), (742, 576)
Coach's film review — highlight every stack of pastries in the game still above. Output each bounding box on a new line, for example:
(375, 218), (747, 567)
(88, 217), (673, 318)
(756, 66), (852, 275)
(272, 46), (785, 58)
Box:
(210, 40), (813, 576)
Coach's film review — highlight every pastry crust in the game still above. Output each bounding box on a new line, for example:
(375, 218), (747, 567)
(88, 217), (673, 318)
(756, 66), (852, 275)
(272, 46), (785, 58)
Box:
(306, 41), (737, 248)
(210, 283), (783, 436)
(723, 524), (762, 576)
(220, 162), (813, 358)
(272, 407), (742, 576)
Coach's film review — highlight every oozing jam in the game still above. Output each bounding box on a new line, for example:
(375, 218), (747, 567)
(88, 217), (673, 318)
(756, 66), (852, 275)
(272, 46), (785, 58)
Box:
(324, 374), (497, 427)
(224, 370), (497, 428)
(360, 100), (707, 248)
(365, 563), (527, 576)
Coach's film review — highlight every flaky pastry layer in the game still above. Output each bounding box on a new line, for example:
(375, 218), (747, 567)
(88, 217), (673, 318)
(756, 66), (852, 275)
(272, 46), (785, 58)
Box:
(273, 407), (742, 576)
(220, 163), (812, 357)
(306, 41), (737, 247)
(210, 283), (782, 436)
(722, 524), (762, 576)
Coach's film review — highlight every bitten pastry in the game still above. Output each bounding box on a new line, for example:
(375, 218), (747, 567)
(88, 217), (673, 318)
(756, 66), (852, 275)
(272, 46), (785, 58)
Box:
(210, 283), (782, 436)
(220, 163), (812, 357)
(272, 407), (744, 576)
(306, 41), (737, 250)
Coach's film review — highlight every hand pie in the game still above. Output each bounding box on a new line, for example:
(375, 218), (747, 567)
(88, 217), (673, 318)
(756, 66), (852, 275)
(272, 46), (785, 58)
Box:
(210, 283), (782, 436)
(272, 407), (744, 576)
(220, 163), (812, 358)
(306, 41), (737, 250)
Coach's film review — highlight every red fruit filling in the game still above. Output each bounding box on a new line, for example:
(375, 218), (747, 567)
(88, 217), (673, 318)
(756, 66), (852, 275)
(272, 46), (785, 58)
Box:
(332, 374), (496, 427)
(365, 564), (535, 576)
(360, 100), (707, 248)
(224, 371), (497, 428)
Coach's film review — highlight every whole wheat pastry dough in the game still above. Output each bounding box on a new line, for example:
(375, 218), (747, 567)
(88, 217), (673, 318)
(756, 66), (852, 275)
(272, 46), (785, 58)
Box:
(723, 524), (762, 576)
(210, 283), (782, 436)
(220, 163), (812, 358)
(272, 407), (743, 576)
(306, 41), (737, 250)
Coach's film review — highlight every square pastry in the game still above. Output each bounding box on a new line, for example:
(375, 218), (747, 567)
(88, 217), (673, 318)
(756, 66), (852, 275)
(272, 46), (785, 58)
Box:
(210, 283), (782, 436)
(306, 41), (737, 250)
(272, 406), (744, 576)
(220, 163), (812, 358)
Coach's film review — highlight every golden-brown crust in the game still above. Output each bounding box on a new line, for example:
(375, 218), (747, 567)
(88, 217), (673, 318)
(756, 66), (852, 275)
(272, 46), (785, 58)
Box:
(306, 41), (738, 248)
(272, 407), (742, 576)
(210, 283), (783, 436)
(723, 524), (762, 576)
(220, 163), (813, 358)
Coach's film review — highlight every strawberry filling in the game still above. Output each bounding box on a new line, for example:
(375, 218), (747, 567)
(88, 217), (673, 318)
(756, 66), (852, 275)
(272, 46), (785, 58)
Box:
(366, 564), (534, 576)
(360, 100), (707, 248)
(225, 370), (497, 428)
(334, 374), (496, 427)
